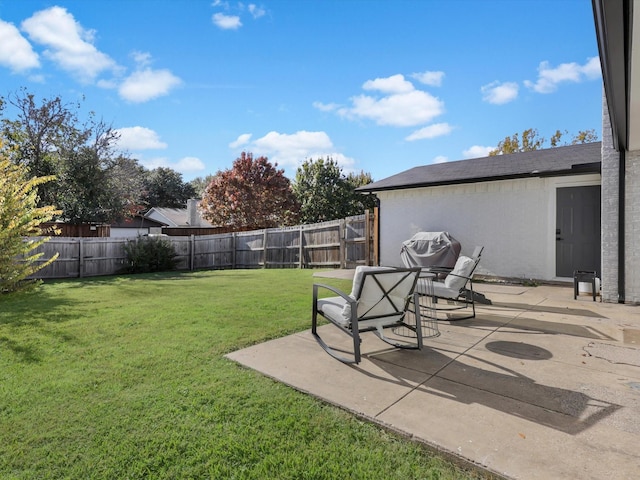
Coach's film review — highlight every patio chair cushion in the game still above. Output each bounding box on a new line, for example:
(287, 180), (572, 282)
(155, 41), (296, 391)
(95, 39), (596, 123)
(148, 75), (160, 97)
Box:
(444, 255), (475, 292)
(432, 281), (464, 299)
(342, 266), (394, 322)
(318, 295), (403, 330)
(349, 265), (393, 297)
(318, 266), (409, 329)
(317, 296), (351, 327)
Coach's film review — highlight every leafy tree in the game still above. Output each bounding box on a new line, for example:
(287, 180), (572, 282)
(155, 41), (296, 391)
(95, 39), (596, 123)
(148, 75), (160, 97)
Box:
(200, 152), (300, 229)
(189, 174), (215, 198)
(1, 90), (146, 224)
(345, 170), (377, 213)
(143, 167), (196, 208)
(1, 89), (79, 206)
(293, 157), (351, 223)
(489, 128), (544, 155)
(110, 155), (148, 217)
(292, 158), (376, 224)
(0, 146), (61, 293)
(490, 128), (600, 155)
(571, 129), (599, 144)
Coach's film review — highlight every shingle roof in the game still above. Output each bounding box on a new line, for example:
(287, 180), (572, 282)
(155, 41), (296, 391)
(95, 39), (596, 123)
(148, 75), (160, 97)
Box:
(358, 142), (602, 193)
(111, 215), (167, 228)
(145, 207), (215, 227)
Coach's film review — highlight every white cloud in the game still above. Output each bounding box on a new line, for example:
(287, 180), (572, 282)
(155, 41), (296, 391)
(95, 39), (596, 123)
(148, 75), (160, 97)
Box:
(114, 126), (168, 150)
(248, 4), (266, 19)
(363, 74), (414, 94)
(0, 19), (40, 72)
(229, 133), (252, 148)
(411, 71), (445, 87)
(481, 81), (519, 104)
(21, 6), (117, 83)
(232, 130), (355, 173)
(524, 56), (602, 94)
(405, 123), (453, 141)
(212, 13), (242, 29)
(463, 145), (494, 158)
(344, 89), (444, 127)
(175, 156), (206, 172)
(432, 155), (449, 164)
(119, 67), (182, 103)
(312, 101), (340, 112)
(324, 73), (445, 128)
(137, 155), (205, 175)
(582, 56), (602, 78)
(131, 50), (152, 67)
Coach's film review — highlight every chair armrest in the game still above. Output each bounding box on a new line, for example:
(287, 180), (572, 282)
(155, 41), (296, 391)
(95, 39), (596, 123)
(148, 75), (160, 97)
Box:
(426, 265), (454, 274)
(313, 283), (352, 302)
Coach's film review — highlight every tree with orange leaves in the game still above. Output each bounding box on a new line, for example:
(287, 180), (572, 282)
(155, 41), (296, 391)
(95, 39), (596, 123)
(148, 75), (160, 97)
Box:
(200, 152), (300, 230)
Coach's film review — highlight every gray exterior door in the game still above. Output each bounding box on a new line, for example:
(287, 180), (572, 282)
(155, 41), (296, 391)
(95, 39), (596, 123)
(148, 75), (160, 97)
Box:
(556, 186), (601, 277)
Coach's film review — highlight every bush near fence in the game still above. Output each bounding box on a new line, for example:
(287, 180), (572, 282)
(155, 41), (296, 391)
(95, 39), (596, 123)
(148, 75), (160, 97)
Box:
(30, 213), (376, 279)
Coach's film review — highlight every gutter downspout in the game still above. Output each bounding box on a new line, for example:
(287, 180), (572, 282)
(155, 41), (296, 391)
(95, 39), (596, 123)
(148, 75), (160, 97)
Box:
(618, 150), (626, 303)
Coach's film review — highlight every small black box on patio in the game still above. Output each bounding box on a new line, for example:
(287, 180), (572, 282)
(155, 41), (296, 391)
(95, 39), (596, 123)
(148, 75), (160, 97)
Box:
(573, 270), (598, 301)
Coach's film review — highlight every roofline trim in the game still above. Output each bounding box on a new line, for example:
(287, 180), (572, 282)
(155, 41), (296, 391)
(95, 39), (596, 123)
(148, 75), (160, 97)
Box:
(357, 166), (602, 193)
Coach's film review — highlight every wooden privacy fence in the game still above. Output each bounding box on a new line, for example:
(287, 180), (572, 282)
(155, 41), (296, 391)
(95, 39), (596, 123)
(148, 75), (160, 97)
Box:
(30, 212), (376, 279)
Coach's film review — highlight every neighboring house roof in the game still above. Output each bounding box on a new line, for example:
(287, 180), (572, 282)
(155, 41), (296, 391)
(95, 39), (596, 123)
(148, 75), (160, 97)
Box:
(358, 142), (602, 193)
(145, 205), (215, 228)
(110, 215), (167, 228)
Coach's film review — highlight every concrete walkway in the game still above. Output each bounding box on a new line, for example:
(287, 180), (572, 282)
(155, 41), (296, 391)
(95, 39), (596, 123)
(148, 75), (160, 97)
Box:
(226, 273), (640, 479)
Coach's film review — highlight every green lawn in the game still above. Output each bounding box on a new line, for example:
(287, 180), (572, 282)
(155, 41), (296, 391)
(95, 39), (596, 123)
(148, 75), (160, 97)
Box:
(0, 269), (492, 479)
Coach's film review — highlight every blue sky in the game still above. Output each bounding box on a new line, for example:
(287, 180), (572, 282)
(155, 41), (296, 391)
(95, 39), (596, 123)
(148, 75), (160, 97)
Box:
(0, 0), (601, 182)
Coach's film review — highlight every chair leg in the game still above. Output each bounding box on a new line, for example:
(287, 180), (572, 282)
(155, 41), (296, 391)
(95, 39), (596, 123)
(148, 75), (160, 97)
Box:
(352, 329), (361, 364)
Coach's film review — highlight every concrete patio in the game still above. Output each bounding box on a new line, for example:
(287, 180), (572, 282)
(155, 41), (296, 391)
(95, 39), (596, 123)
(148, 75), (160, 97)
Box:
(226, 272), (640, 479)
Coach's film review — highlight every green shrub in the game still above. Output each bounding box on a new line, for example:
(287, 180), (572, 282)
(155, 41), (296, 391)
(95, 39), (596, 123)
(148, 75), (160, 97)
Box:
(122, 235), (178, 273)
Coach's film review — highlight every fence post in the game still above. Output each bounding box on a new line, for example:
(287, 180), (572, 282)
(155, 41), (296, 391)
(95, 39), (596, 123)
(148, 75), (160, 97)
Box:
(232, 232), (237, 269)
(372, 208), (379, 266)
(364, 210), (371, 266)
(190, 235), (195, 271)
(78, 237), (84, 278)
(339, 219), (346, 269)
(263, 229), (268, 268)
(298, 225), (304, 269)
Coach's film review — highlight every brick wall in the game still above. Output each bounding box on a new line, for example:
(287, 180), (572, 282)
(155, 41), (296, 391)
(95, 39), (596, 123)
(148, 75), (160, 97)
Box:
(626, 149), (640, 302)
(600, 88), (640, 304)
(600, 89), (620, 302)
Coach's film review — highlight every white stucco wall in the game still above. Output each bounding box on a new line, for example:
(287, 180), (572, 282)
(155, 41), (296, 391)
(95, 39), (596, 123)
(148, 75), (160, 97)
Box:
(376, 174), (601, 282)
(110, 228), (149, 238)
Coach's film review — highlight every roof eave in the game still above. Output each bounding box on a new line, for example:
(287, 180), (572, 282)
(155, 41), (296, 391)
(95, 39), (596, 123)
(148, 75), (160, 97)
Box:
(357, 165), (601, 194)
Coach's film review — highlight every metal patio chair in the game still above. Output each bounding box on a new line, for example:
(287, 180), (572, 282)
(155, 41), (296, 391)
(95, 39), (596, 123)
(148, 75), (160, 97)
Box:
(312, 266), (424, 364)
(416, 246), (484, 320)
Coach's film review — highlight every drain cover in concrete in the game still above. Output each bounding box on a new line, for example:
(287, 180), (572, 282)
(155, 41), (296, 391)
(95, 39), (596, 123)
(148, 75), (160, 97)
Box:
(584, 342), (640, 367)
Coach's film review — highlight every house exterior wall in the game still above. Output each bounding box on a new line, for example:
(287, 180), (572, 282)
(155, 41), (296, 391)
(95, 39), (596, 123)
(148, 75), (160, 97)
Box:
(109, 227), (150, 238)
(376, 173), (600, 282)
(626, 150), (640, 303)
(601, 89), (640, 303)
